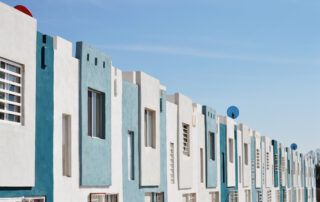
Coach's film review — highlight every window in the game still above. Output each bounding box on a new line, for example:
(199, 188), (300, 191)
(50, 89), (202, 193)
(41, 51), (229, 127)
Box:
(288, 160), (290, 174)
(245, 190), (251, 202)
(229, 191), (238, 202)
(62, 114), (71, 177)
(170, 143), (175, 184)
(229, 138), (234, 163)
(90, 193), (106, 202)
(274, 154), (279, 172)
(106, 194), (118, 202)
(103, 61), (105, 68)
(190, 193), (196, 202)
(114, 79), (117, 97)
(0, 58), (23, 124)
(160, 98), (163, 112)
(145, 109), (155, 148)
(222, 153), (225, 183)
(95, 57), (98, 66)
(182, 123), (190, 156)
(266, 152), (270, 170)
(256, 149), (260, 169)
(200, 148), (204, 183)
(88, 89), (104, 138)
(87, 53), (90, 61)
(210, 192), (219, 202)
(144, 193), (152, 202)
(209, 132), (215, 160)
(155, 193), (164, 202)
(128, 131), (134, 180)
(239, 156), (242, 183)
(244, 143), (249, 165)
(182, 193), (196, 202)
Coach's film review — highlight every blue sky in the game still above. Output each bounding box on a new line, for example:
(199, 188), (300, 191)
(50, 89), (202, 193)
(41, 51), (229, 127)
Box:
(4, 0), (320, 153)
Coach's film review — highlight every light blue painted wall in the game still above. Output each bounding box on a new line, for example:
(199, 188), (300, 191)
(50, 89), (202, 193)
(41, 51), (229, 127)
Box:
(0, 32), (54, 202)
(219, 123), (238, 202)
(76, 42), (112, 186)
(202, 106), (217, 188)
(122, 81), (167, 202)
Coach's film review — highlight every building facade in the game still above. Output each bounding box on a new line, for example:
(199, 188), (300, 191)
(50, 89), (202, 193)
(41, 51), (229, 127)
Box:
(0, 2), (317, 202)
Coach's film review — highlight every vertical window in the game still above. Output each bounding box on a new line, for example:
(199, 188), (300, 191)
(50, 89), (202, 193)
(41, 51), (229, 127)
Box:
(239, 156), (242, 183)
(182, 123), (190, 156)
(62, 114), (71, 177)
(103, 61), (105, 68)
(160, 98), (163, 112)
(145, 109), (155, 148)
(229, 138), (234, 163)
(267, 152), (270, 170)
(256, 149), (260, 169)
(209, 132), (215, 160)
(87, 53), (90, 61)
(222, 152), (225, 183)
(200, 148), (204, 183)
(128, 131), (134, 180)
(170, 143), (175, 184)
(288, 160), (290, 174)
(95, 57), (98, 66)
(0, 58), (23, 124)
(88, 89), (104, 138)
(244, 143), (249, 165)
(114, 79), (117, 97)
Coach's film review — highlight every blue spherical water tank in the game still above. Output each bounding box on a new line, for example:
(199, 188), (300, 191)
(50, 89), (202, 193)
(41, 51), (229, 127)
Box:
(227, 106), (239, 119)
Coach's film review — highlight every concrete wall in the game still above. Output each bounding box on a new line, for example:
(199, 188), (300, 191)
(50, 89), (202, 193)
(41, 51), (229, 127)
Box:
(202, 106), (218, 188)
(76, 42), (112, 187)
(0, 2), (37, 187)
(167, 93), (193, 190)
(166, 101), (179, 202)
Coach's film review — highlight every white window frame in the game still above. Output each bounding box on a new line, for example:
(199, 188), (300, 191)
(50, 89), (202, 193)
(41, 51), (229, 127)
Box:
(88, 89), (104, 139)
(0, 57), (23, 125)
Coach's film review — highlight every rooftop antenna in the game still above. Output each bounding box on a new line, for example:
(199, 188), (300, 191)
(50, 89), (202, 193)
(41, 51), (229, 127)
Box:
(227, 106), (239, 119)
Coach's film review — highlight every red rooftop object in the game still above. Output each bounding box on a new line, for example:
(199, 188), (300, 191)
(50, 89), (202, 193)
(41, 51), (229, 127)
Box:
(14, 5), (33, 17)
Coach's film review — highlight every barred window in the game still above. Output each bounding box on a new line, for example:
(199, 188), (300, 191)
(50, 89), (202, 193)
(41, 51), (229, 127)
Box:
(182, 123), (190, 156)
(0, 58), (23, 124)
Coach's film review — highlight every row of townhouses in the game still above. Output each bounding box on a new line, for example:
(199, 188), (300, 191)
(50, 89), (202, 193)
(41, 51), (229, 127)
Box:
(0, 2), (317, 202)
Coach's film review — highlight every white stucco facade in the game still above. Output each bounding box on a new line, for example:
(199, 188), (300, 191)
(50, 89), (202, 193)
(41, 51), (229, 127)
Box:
(0, 2), (37, 187)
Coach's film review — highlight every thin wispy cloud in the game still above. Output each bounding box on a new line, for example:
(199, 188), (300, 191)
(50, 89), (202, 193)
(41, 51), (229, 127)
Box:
(98, 44), (320, 65)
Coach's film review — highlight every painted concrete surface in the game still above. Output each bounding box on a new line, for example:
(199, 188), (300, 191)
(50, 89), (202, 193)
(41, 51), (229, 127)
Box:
(0, 2), (37, 187)
(76, 42), (112, 187)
